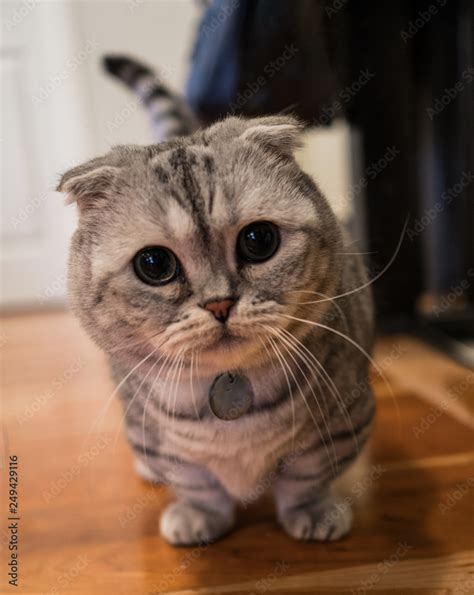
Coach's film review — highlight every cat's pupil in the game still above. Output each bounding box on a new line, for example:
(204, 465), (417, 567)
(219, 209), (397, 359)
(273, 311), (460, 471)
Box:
(238, 222), (280, 263)
(133, 247), (178, 286)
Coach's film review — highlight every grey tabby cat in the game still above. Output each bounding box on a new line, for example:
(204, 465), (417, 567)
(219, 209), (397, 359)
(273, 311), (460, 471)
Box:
(57, 56), (375, 546)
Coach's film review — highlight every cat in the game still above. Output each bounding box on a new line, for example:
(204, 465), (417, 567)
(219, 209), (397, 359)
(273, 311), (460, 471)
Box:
(57, 55), (375, 546)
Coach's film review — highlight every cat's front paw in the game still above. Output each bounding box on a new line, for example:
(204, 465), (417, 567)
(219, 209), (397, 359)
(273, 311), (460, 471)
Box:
(279, 496), (353, 542)
(159, 500), (234, 546)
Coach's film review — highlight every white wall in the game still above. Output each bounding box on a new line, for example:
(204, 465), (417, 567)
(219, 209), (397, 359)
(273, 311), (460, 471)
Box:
(78, 0), (201, 152)
(1, 0), (353, 310)
(1, 1), (91, 308)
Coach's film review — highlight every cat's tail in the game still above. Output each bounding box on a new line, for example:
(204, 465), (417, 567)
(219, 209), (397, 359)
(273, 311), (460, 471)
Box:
(103, 55), (199, 142)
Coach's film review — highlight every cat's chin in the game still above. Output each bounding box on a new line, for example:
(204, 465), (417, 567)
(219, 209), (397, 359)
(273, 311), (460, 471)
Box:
(197, 333), (265, 374)
(213, 332), (246, 350)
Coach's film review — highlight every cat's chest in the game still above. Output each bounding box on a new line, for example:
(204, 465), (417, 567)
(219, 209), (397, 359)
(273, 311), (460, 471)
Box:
(157, 367), (287, 420)
(161, 416), (300, 500)
(155, 375), (309, 499)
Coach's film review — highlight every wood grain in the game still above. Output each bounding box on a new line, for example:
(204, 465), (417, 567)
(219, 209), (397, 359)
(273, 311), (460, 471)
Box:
(1, 311), (473, 594)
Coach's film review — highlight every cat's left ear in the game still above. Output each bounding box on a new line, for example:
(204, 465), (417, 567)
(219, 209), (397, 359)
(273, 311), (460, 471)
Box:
(56, 156), (121, 210)
(239, 116), (304, 158)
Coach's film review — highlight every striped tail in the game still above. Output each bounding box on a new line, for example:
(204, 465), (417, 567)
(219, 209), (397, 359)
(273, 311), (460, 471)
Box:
(103, 55), (199, 142)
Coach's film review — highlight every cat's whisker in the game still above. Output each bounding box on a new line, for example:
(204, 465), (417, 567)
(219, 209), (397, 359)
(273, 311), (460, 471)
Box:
(276, 325), (359, 454)
(171, 350), (186, 435)
(335, 251), (377, 255)
(109, 329), (166, 354)
(82, 345), (161, 452)
(163, 348), (182, 420)
(258, 333), (296, 446)
(274, 325), (331, 417)
(290, 218), (408, 306)
(165, 349), (188, 472)
(264, 326), (338, 475)
(280, 313), (401, 426)
(277, 327), (330, 420)
(113, 351), (165, 449)
(269, 333), (338, 477)
(285, 289), (350, 329)
(259, 329), (284, 378)
(189, 349), (200, 419)
(140, 350), (173, 472)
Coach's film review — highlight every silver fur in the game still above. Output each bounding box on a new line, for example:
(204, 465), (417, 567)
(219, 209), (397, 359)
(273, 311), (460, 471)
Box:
(58, 115), (375, 545)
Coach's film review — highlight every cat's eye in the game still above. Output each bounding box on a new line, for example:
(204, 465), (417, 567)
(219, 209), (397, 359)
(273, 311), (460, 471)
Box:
(133, 247), (179, 286)
(237, 221), (280, 263)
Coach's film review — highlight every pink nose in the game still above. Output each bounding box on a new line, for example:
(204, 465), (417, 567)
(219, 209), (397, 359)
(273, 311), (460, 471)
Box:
(202, 298), (236, 323)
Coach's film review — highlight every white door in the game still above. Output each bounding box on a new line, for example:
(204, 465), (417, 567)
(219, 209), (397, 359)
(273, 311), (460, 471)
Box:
(0, 2), (94, 308)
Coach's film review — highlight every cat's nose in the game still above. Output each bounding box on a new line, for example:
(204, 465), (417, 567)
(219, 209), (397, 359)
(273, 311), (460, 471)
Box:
(201, 297), (237, 323)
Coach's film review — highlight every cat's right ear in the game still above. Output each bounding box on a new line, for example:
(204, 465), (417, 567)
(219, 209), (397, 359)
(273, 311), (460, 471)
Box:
(56, 157), (121, 212)
(239, 116), (304, 157)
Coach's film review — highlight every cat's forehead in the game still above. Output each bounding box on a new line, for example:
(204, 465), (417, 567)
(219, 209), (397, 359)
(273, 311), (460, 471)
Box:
(142, 143), (317, 240)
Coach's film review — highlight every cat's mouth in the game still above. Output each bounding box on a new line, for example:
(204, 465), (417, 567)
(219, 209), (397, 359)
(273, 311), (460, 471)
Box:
(159, 321), (266, 371)
(213, 329), (246, 349)
(199, 327), (254, 366)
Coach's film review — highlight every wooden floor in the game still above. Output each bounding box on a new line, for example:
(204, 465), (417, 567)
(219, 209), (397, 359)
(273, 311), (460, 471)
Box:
(1, 310), (473, 594)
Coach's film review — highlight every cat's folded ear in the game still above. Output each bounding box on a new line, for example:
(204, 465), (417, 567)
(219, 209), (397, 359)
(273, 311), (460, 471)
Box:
(206, 115), (304, 158)
(56, 155), (122, 211)
(239, 116), (304, 157)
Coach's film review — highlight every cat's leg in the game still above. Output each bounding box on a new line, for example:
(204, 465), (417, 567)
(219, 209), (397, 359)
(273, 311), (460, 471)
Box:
(134, 458), (161, 483)
(158, 456), (235, 546)
(273, 446), (354, 542)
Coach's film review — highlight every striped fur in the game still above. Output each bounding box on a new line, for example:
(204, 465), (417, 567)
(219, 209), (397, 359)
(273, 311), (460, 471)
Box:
(103, 55), (199, 142)
(58, 115), (375, 545)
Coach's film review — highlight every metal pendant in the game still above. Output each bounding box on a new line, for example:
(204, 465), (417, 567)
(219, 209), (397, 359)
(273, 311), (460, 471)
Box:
(208, 372), (254, 420)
